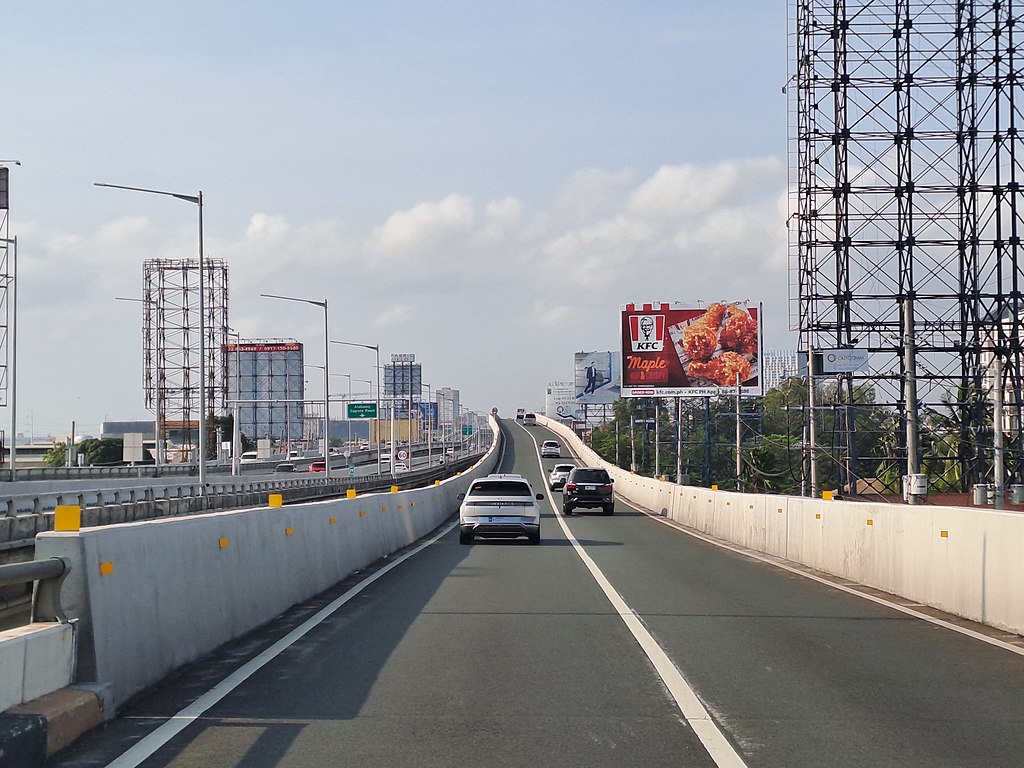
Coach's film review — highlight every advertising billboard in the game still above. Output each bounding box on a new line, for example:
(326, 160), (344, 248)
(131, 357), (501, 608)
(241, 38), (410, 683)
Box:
(545, 382), (580, 420)
(620, 302), (762, 397)
(574, 351), (621, 404)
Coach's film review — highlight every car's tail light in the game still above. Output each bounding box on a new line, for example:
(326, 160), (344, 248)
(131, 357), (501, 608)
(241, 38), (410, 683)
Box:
(565, 483), (576, 491)
(600, 484), (613, 492)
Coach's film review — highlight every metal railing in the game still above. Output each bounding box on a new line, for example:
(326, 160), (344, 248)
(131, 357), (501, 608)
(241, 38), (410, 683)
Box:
(0, 556), (70, 623)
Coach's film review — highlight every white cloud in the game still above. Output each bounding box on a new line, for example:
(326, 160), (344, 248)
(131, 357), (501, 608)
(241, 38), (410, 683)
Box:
(245, 213), (289, 240)
(369, 194), (476, 253)
(11, 157), (791, 433)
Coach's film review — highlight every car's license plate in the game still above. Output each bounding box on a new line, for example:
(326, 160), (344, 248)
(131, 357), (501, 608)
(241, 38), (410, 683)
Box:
(584, 485), (596, 490)
(488, 516), (521, 524)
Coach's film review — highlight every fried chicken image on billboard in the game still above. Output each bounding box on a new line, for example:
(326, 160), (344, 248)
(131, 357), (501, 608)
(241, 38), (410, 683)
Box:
(687, 352), (752, 386)
(681, 302), (726, 362)
(719, 304), (758, 356)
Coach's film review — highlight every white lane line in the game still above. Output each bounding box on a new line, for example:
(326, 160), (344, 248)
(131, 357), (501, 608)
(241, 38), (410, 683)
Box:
(105, 521), (459, 768)
(524, 428), (747, 768)
(550, 505), (747, 767)
(631, 501), (1024, 659)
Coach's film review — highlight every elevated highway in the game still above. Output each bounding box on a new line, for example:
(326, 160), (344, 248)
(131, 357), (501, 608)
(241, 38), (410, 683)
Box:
(5, 417), (1024, 766)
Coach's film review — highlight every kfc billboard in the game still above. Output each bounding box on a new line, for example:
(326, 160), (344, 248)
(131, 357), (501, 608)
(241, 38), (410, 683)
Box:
(620, 302), (762, 397)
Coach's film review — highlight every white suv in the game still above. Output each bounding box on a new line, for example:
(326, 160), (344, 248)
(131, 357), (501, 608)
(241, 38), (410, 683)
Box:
(458, 474), (543, 545)
(540, 440), (560, 458)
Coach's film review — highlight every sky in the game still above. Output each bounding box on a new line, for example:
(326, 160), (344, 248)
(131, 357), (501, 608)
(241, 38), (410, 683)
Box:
(2, 1), (792, 439)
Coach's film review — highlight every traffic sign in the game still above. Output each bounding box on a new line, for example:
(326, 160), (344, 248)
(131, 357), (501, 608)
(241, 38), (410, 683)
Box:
(347, 402), (378, 419)
(462, 424), (474, 436)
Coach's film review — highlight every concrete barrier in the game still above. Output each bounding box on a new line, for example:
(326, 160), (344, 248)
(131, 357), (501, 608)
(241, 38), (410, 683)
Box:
(541, 415), (1024, 637)
(28, 417), (500, 711)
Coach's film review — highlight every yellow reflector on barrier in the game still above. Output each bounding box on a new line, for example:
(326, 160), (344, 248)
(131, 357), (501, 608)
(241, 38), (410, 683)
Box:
(99, 562), (114, 576)
(434, 480), (441, 486)
(822, 490), (833, 501)
(940, 530), (948, 537)
(285, 527), (294, 536)
(391, 485), (399, 493)
(218, 538), (230, 549)
(359, 510), (366, 518)
(329, 517), (337, 525)
(346, 489), (357, 499)
(867, 519), (874, 526)
(711, 484), (719, 490)
(269, 494), (283, 508)
(54, 505), (81, 532)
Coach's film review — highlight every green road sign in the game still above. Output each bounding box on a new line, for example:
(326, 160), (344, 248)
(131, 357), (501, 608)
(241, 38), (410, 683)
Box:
(347, 402), (378, 419)
(462, 424), (474, 436)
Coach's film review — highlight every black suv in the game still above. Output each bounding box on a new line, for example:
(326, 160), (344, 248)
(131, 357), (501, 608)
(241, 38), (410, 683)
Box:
(563, 467), (614, 516)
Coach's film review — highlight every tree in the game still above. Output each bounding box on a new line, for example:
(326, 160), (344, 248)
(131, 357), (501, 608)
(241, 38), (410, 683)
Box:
(76, 438), (124, 465)
(44, 442), (68, 468)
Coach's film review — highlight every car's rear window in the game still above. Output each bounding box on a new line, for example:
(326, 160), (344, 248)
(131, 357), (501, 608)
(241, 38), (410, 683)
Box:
(543, 441), (558, 447)
(571, 469), (609, 483)
(469, 481), (533, 496)
(554, 465), (574, 472)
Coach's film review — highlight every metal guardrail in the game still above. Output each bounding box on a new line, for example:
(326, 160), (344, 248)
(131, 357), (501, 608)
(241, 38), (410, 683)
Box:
(0, 556), (70, 623)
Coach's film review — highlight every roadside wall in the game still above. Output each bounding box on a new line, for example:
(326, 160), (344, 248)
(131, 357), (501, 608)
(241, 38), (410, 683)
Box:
(29, 418), (500, 711)
(540, 415), (1024, 636)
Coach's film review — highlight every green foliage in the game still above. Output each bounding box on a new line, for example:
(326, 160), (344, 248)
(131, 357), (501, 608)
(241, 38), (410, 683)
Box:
(77, 438), (124, 465)
(44, 442), (68, 468)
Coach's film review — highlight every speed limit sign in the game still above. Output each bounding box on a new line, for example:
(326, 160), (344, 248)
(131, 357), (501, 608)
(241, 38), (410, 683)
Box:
(397, 448), (410, 461)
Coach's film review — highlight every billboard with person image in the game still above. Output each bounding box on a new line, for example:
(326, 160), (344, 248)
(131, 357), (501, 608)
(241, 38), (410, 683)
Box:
(574, 351), (621, 405)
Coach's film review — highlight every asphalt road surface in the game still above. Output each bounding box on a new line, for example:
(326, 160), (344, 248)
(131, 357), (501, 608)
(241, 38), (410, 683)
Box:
(48, 420), (1024, 767)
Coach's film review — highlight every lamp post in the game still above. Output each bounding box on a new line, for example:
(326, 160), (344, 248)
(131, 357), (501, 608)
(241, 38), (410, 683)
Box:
(96, 182), (208, 491)
(262, 294), (331, 479)
(0, 235), (16, 481)
(331, 340), (381, 474)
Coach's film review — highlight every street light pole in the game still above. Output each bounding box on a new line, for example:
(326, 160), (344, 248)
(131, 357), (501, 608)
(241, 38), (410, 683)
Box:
(262, 293), (330, 479)
(330, 340), (381, 475)
(96, 182), (208, 491)
(0, 236), (16, 481)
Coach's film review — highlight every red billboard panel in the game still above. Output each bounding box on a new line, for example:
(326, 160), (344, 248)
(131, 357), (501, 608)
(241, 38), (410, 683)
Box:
(620, 302), (762, 397)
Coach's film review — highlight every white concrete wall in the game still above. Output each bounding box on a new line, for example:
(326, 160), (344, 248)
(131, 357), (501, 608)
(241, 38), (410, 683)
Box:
(541, 415), (1024, 636)
(27, 419), (500, 710)
(0, 623), (74, 711)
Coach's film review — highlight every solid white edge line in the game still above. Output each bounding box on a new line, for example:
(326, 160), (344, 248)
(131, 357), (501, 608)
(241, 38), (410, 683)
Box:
(629, 499), (1024, 658)
(526, 427), (748, 768)
(105, 520), (459, 768)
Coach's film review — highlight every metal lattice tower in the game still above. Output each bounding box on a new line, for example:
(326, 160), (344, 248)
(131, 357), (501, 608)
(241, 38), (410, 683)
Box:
(143, 259), (228, 460)
(791, 0), (1024, 491)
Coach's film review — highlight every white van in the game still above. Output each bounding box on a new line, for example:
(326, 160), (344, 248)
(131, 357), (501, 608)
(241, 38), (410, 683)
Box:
(523, 413), (537, 426)
(240, 451), (259, 463)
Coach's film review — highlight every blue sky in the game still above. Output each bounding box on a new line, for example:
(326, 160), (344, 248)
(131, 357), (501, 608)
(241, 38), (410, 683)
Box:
(4, 1), (791, 437)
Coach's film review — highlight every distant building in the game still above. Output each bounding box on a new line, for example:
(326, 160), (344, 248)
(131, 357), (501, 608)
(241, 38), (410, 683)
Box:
(762, 349), (799, 390)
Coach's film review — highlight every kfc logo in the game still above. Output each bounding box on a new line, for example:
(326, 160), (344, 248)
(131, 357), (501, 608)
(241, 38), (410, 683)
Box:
(628, 314), (665, 352)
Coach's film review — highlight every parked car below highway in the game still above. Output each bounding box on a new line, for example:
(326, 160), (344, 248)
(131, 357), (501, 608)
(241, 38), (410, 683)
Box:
(274, 462), (296, 473)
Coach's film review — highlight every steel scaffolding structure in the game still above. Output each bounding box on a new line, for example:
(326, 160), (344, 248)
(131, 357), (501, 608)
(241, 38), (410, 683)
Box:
(143, 258), (228, 461)
(791, 0), (1024, 493)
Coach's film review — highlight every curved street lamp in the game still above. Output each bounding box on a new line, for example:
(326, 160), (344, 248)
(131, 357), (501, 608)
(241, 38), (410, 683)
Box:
(96, 182), (208, 492)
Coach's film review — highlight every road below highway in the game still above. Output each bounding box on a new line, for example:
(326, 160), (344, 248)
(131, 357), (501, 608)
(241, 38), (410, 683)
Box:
(47, 420), (1024, 767)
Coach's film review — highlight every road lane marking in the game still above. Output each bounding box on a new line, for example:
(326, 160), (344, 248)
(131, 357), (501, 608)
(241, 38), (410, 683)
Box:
(524, 427), (748, 768)
(103, 520), (459, 768)
(549, 502), (748, 767)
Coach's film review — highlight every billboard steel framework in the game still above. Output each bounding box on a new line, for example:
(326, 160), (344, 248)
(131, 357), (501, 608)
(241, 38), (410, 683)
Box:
(791, 0), (1024, 493)
(143, 258), (229, 461)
